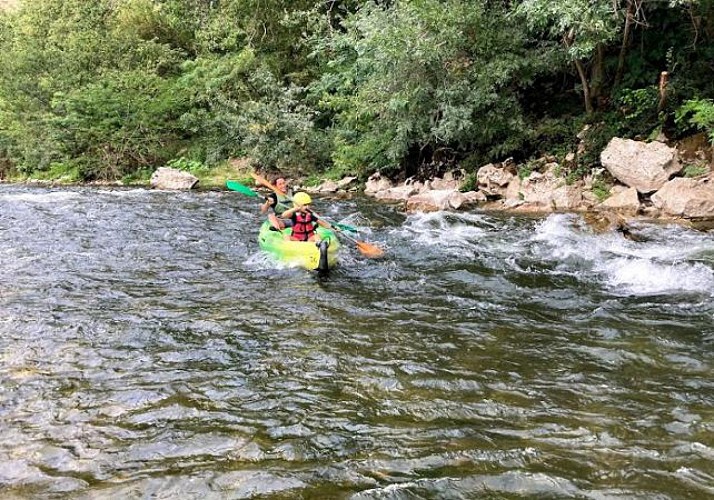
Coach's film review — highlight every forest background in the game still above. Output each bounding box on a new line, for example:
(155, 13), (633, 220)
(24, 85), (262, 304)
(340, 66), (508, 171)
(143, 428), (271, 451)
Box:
(0, 0), (713, 188)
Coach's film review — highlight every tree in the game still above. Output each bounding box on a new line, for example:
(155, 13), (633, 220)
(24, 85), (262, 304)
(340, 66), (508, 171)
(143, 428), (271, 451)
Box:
(515, 0), (620, 114)
(315, 0), (539, 177)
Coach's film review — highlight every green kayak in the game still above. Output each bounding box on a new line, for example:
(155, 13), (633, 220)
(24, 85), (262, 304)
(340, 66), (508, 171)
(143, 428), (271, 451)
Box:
(258, 220), (341, 272)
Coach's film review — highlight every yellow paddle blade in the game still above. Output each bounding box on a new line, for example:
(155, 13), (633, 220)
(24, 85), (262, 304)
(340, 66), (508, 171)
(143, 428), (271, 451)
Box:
(356, 240), (385, 258)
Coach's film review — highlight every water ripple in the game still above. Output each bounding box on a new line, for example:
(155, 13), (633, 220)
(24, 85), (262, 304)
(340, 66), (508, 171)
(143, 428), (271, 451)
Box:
(0, 185), (712, 497)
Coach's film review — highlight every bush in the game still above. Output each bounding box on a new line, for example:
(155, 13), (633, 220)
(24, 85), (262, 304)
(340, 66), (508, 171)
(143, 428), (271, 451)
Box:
(676, 99), (714, 145)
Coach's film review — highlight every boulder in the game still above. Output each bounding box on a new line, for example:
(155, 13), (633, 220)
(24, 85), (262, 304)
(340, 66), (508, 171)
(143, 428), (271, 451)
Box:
(517, 166), (584, 211)
(600, 138), (682, 193)
(150, 167), (199, 190)
(405, 190), (465, 212)
(651, 176), (714, 219)
(364, 173), (393, 195)
(337, 176), (357, 189)
(598, 187), (640, 216)
(462, 190), (487, 205)
(374, 184), (419, 202)
(317, 180), (339, 193)
(476, 163), (515, 198)
(430, 174), (461, 191)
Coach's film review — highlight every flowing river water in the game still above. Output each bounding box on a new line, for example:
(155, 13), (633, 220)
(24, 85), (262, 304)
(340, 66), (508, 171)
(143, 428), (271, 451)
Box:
(0, 184), (712, 499)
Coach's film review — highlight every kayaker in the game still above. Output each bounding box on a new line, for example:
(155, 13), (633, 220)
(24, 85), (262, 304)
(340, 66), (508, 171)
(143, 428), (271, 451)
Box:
(281, 192), (338, 242)
(261, 176), (293, 230)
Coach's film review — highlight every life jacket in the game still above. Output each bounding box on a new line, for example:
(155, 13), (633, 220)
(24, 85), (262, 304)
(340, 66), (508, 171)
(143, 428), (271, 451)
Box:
(291, 210), (317, 241)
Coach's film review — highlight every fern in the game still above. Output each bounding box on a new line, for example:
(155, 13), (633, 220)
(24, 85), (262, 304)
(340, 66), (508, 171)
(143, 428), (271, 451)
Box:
(676, 99), (714, 145)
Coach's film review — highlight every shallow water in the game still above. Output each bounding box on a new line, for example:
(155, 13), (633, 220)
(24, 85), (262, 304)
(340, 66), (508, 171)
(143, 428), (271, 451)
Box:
(0, 185), (712, 498)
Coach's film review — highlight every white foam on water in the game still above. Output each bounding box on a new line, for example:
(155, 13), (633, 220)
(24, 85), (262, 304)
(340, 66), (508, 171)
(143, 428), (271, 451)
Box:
(243, 250), (289, 271)
(0, 191), (82, 203)
(597, 257), (714, 295)
(397, 211), (490, 254)
(532, 214), (714, 296)
(99, 188), (154, 197)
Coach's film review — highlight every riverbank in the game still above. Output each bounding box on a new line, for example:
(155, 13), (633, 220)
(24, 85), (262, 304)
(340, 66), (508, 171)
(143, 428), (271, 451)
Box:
(4, 132), (714, 233)
(316, 134), (714, 231)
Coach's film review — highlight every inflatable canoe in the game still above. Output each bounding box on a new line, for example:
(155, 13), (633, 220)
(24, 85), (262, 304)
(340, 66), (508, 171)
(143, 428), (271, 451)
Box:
(258, 220), (341, 271)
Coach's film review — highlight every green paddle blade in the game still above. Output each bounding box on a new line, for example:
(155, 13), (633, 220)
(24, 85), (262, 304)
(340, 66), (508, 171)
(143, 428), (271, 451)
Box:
(332, 221), (358, 233)
(226, 180), (259, 197)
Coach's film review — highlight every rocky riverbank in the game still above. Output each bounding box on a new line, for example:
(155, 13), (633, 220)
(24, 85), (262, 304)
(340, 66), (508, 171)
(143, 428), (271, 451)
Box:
(304, 134), (714, 231)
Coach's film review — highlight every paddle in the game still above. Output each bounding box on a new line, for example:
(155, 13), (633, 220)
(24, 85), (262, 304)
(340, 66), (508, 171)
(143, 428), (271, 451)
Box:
(249, 173), (385, 258)
(226, 180), (260, 198)
(339, 231), (385, 258)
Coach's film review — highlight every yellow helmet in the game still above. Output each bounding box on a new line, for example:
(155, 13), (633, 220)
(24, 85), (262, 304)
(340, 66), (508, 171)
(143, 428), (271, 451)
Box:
(293, 192), (312, 206)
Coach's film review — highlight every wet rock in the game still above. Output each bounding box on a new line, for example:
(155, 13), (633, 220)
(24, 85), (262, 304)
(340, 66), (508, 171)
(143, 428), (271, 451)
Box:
(405, 189), (465, 212)
(477, 163), (515, 198)
(364, 172), (393, 195)
(374, 184), (419, 202)
(517, 165), (583, 211)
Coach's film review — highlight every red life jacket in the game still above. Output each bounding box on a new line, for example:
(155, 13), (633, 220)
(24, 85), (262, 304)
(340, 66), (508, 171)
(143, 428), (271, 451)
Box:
(291, 210), (317, 241)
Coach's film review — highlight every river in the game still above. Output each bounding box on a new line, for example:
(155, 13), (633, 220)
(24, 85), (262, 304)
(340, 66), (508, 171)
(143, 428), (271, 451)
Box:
(0, 184), (712, 498)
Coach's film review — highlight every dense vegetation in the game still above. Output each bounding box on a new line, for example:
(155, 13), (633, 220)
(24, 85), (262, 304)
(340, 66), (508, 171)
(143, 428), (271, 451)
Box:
(0, 0), (713, 185)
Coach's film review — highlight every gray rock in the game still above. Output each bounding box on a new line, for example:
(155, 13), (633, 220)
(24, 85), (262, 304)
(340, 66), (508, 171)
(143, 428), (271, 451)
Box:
(150, 167), (199, 190)
(600, 138), (682, 193)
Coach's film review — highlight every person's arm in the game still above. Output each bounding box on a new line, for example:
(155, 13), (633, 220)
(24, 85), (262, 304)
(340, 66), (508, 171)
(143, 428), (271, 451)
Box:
(282, 206), (299, 218)
(261, 194), (276, 213)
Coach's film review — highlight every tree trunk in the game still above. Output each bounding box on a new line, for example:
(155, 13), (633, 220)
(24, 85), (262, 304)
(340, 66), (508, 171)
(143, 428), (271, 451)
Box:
(614, 0), (635, 89)
(574, 59), (594, 114)
(591, 43), (605, 105)
(564, 28), (594, 114)
(658, 71), (669, 112)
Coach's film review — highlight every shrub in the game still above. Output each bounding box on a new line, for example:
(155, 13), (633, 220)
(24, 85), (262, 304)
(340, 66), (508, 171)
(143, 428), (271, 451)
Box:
(676, 99), (714, 145)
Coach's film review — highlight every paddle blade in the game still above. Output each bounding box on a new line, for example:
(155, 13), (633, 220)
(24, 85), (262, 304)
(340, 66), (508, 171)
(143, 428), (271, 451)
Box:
(355, 240), (385, 258)
(226, 180), (259, 197)
(333, 221), (359, 233)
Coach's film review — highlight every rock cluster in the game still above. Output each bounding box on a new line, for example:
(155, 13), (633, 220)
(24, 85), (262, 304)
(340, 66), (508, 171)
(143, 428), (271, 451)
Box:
(352, 136), (714, 226)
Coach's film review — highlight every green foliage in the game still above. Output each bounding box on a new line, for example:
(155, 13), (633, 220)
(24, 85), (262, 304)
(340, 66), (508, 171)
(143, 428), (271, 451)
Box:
(31, 162), (81, 183)
(0, 0), (713, 185)
(683, 162), (710, 178)
(177, 48), (330, 175)
(676, 99), (714, 144)
(526, 117), (580, 158)
(50, 70), (188, 180)
(518, 161), (536, 180)
(591, 177), (611, 201)
(121, 167), (153, 185)
(0, 0), (187, 180)
(613, 86), (660, 136)
(167, 157), (208, 176)
(615, 87), (659, 121)
(515, 0), (619, 60)
(315, 0), (538, 178)
(459, 171), (478, 192)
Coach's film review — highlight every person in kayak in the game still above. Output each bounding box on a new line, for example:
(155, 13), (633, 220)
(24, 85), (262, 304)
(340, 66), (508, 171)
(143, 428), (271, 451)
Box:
(281, 192), (338, 242)
(261, 176), (293, 230)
